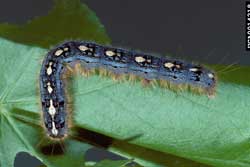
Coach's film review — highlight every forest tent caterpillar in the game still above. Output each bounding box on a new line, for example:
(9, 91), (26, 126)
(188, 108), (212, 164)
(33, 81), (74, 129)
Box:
(39, 41), (216, 139)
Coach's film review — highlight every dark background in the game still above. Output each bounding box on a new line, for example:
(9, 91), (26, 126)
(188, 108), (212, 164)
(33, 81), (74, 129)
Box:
(0, 0), (247, 166)
(0, 0), (248, 65)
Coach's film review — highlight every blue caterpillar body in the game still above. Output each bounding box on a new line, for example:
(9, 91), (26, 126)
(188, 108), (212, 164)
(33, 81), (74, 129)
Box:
(40, 41), (216, 138)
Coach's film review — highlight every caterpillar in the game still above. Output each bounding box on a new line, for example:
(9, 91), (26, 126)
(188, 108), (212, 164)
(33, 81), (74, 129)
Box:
(40, 41), (216, 139)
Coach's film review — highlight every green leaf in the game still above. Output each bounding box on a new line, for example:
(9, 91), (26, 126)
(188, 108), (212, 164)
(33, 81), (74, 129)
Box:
(72, 65), (250, 167)
(1, 37), (249, 167)
(0, 0), (110, 48)
(109, 141), (207, 167)
(0, 38), (97, 167)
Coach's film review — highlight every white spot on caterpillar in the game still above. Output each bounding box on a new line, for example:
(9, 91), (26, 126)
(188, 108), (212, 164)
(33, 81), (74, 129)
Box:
(164, 62), (174, 68)
(48, 99), (56, 116)
(51, 122), (58, 136)
(54, 49), (64, 56)
(135, 56), (146, 63)
(189, 68), (198, 72)
(175, 64), (181, 68)
(46, 67), (52, 75)
(78, 45), (89, 51)
(208, 73), (214, 78)
(47, 82), (53, 93)
(63, 47), (69, 51)
(147, 59), (152, 63)
(46, 62), (53, 75)
(105, 50), (115, 57)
